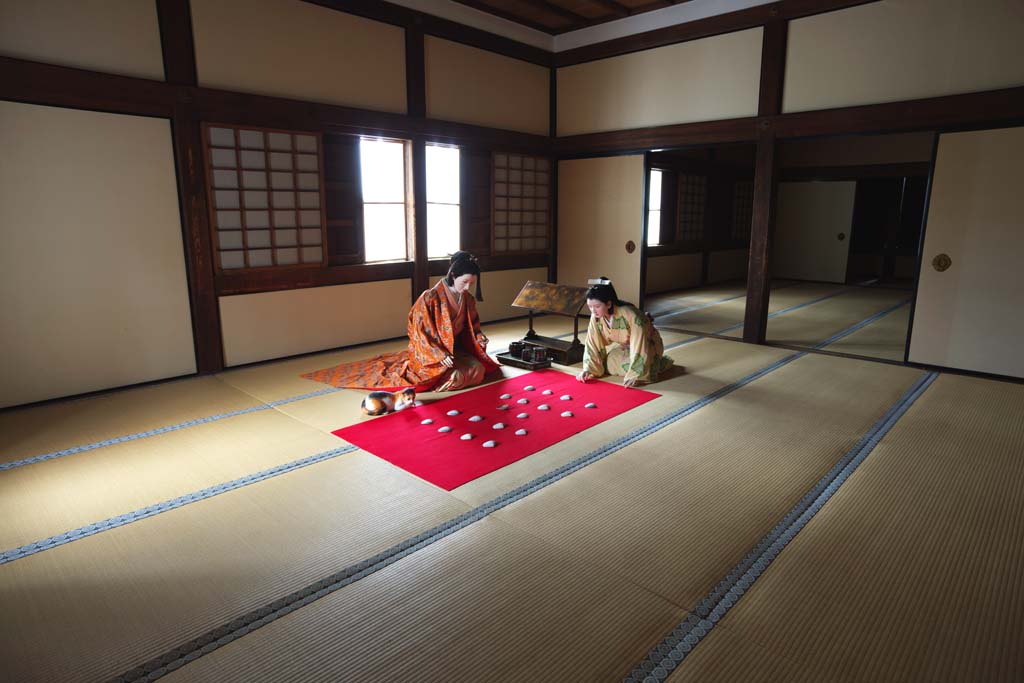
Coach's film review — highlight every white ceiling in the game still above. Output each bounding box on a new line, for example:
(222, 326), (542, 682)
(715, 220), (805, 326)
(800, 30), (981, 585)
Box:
(386, 0), (776, 53)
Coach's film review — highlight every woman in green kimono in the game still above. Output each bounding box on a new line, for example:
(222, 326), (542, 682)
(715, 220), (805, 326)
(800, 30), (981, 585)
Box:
(576, 278), (672, 388)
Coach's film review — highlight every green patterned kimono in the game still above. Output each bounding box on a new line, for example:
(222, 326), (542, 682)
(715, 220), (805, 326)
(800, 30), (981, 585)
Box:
(582, 303), (672, 385)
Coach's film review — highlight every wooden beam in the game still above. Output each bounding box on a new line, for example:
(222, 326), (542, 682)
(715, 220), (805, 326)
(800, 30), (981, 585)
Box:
(216, 261), (415, 295)
(528, 0), (588, 23)
(450, 0), (558, 34)
(780, 163), (931, 181)
(302, 0), (553, 66)
(556, 118), (760, 156)
(554, 0), (884, 66)
(758, 17), (787, 116)
(405, 24), (426, 118)
(155, 0), (198, 85)
(742, 126), (778, 344)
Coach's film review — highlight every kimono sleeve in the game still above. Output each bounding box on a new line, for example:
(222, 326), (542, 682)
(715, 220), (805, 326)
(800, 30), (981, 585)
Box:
(407, 294), (450, 367)
(623, 309), (652, 385)
(582, 315), (607, 377)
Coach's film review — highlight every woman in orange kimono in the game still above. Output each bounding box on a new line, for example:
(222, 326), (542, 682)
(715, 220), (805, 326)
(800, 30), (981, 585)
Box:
(302, 252), (499, 392)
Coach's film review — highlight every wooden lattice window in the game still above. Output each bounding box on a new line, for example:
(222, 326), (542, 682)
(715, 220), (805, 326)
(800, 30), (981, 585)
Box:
(677, 174), (707, 243)
(203, 124), (327, 270)
(731, 179), (754, 243)
(492, 153), (550, 253)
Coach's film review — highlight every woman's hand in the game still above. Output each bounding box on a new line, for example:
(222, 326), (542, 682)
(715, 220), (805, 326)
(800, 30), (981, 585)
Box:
(476, 334), (489, 350)
(576, 370), (592, 383)
(441, 355), (455, 368)
(622, 377), (637, 389)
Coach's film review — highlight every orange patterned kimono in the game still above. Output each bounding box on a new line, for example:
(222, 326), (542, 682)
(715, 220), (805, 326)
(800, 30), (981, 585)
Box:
(302, 281), (500, 391)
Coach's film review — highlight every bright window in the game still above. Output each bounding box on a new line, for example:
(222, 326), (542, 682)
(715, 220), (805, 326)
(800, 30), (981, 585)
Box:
(492, 153), (550, 253)
(647, 168), (663, 246)
(360, 138), (407, 262)
(426, 144), (460, 259)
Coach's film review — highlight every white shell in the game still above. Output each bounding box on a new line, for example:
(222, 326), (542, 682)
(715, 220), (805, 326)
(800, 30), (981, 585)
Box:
(437, 426), (452, 433)
(497, 404), (509, 411)
(460, 433), (473, 441)
(492, 423), (506, 429)
(524, 385), (535, 391)
(469, 415), (484, 422)
(560, 395), (572, 401)
(585, 402), (597, 409)
(421, 418), (434, 425)
(542, 389), (553, 395)
(516, 412), (529, 419)
(517, 398), (529, 404)
(500, 393), (512, 399)
(515, 429), (528, 436)
(482, 440), (497, 448)
(447, 409), (460, 416)
(561, 411), (573, 417)
(537, 404), (551, 411)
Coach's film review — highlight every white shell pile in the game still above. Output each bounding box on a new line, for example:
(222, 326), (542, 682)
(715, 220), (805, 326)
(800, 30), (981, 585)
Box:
(561, 411), (573, 418)
(460, 434), (473, 441)
(585, 402), (597, 409)
(517, 398), (529, 404)
(515, 429), (527, 436)
(537, 404), (550, 411)
(560, 395), (572, 401)
(542, 389), (553, 395)
(492, 422), (506, 429)
(447, 409), (460, 416)
(469, 415), (484, 422)
(516, 412), (529, 419)
(497, 404), (509, 411)
(438, 426), (452, 433)
(500, 393), (512, 399)
(482, 440), (497, 448)
(524, 385), (535, 391)
(421, 418), (433, 425)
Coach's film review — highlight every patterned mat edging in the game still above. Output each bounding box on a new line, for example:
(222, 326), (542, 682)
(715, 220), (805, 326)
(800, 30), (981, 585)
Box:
(108, 352), (808, 683)
(624, 370), (939, 683)
(0, 445), (358, 566)
(1, 290), (815, 473)
(0, 387), (342, 472)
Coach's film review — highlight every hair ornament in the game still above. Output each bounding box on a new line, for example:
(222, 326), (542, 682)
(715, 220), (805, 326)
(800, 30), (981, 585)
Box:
(587, 277), (612, 286)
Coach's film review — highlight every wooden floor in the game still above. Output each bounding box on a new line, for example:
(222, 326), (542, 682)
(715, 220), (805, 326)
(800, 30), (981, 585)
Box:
(649, 280), (912, 361)
(1, 309), (1021, 682)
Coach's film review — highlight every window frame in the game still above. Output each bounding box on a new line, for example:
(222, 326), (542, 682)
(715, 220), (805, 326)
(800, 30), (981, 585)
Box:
(490, 151), (552, 255)
(202, 122), (328, 273)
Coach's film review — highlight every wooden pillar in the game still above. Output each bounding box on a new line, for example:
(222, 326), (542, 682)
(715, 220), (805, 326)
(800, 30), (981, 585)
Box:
(743, 14), (788, 344)
(743, 127), (779, 344)
(548, 65), (558, 284)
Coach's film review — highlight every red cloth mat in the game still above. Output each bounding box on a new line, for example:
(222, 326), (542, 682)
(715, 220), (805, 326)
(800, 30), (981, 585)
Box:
(333, 369), (659, 490)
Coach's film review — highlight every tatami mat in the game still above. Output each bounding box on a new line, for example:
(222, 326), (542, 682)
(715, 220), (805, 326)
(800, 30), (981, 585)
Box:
(820, 301), (910, 360)
(492, 353), (925, 610)
(671, 373), (1024, 682)
(0, 409), (341, 550)
(766, 286), (909, 351)
(450, 337), (790, 507)
(0, 452), (470, 683)
(0, 376), (263, 466)
(158, 517), (686, 683)
(656, 283), (845, 337)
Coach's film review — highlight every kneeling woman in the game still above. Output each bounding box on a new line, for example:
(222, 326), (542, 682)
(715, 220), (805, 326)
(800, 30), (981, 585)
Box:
(302, 251), (499, 392)
(576, 278), (672, 388)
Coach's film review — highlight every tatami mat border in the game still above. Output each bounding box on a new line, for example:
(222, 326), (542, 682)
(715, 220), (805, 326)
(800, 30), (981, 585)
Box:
(109, 352), (808, 683)
(0, 290), (827, 475)
(814, 299), (910, 348)
(0, 387), (342, 472)
(0, 445), (358, 565)
(714, 286), (854, 335)
(624, 371), (939, 683)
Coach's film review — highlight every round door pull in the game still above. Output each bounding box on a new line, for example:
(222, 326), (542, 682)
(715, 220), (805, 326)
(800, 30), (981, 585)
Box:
(932, 253), (952, 272)
(837, 232), (846, 241)
(625, 240), (636, 254)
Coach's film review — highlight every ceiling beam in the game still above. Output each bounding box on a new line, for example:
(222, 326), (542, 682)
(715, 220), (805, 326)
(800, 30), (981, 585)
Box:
(524, 0), (589, 23)
(589, 0), (630, 17)
(449, 0), (558, 34)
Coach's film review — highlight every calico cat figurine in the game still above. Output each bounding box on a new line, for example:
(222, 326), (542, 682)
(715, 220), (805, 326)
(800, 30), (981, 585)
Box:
(360, 387), (419, 416)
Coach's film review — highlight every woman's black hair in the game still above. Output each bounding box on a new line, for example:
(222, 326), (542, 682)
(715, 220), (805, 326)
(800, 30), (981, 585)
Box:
(444, 251), (483, 301)
(586, 277), (633, 312)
